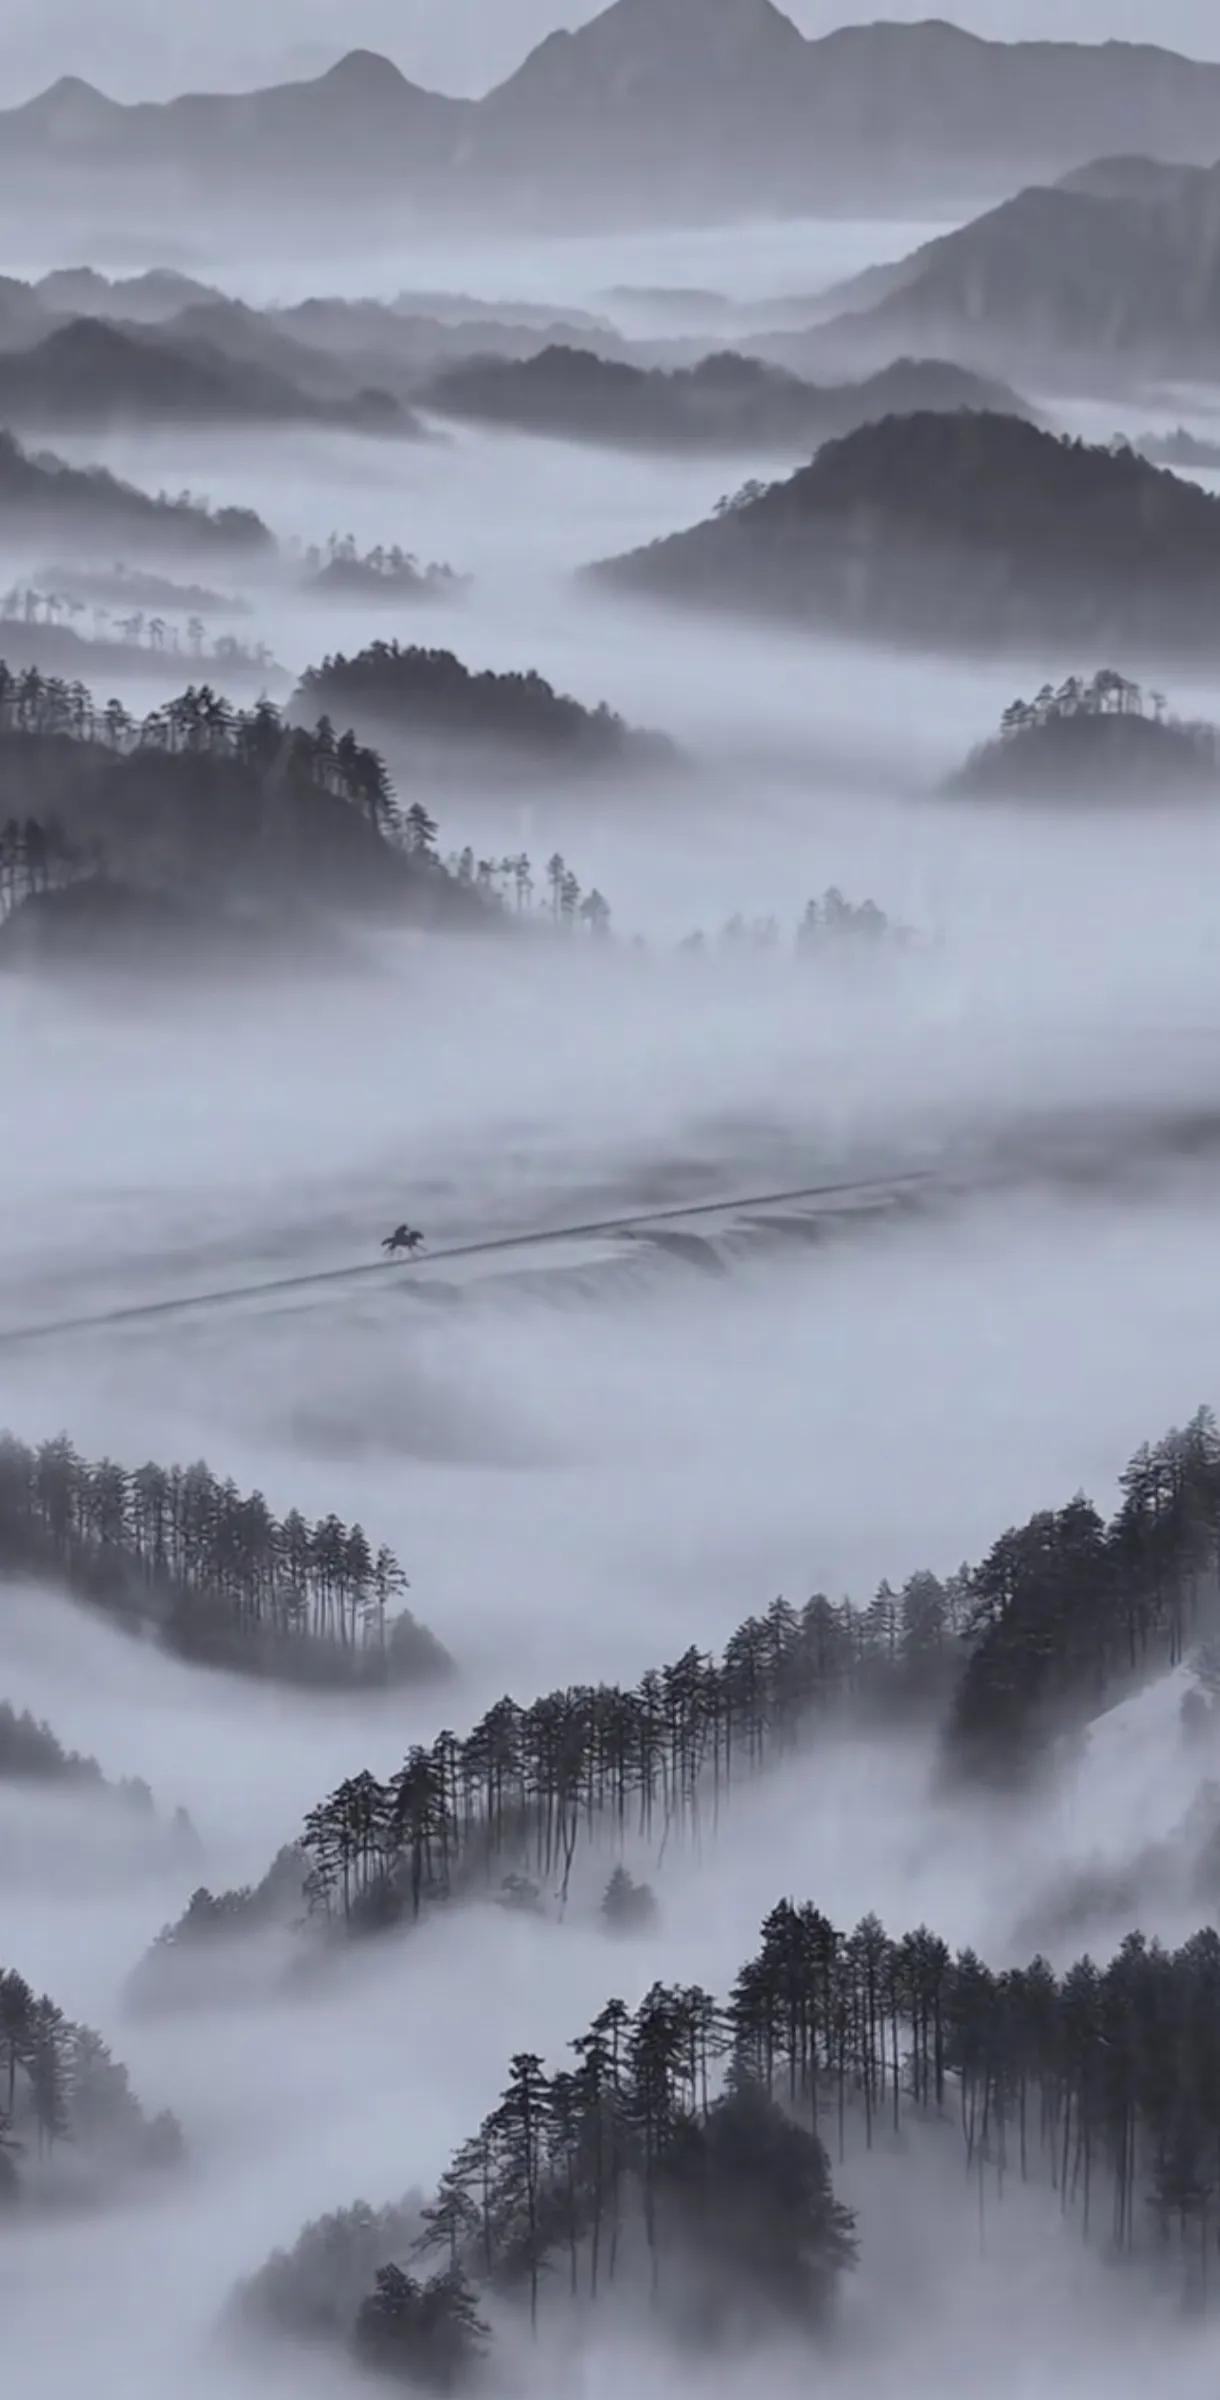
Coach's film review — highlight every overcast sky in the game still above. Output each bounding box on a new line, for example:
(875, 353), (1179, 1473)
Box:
(9, 1), (1220, 101)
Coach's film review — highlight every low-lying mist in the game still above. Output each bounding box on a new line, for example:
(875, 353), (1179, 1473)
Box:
(9, 201), (1220, 2400)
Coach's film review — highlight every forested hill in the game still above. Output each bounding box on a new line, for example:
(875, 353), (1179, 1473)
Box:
(593, 414), (1220, 658)
(233, 1896), (1220, 2385)
(0, 318), (416, 438)
(0, 1429), (450, 1690)
(0, 666), (502, 959)
(0, 426), (272, 557)
(295, 641), (675, 779)
(138, 1407), (1219, 2012)
(419, 343), (1026, 456)
(950, 669), (1220, 799)
(0, 1960), (182, 2205)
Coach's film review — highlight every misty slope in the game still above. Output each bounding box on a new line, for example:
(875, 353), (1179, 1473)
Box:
(593, 413), (1220, 660)
(0, 318), (413, 436)
(420, 344), (1027, 456)
(817, 160), (1220, 386)
(36, 265), (224, 322)
(0, 425), (272, 559)
(950, 680), (1220, 802)
(0, 674), (501, 973)
(11, 13), (1220, 229)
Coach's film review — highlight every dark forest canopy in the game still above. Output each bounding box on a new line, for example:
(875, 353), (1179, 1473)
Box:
(0, 1961), (181, 2207)
(0, 317), (417, 438)
(295, 641), (675, 778)
(0, 664), (504, 947)
(143, 1407), (1219, 1990)
(0, 426), (272, 558)
(0, 667), (615, 970)
(239, 1892), (1220, 2372)
(238, 1963), (855, 2374)
(592, 413), (1220, 659)
(0, 1429), (450, 1691)
(422, 343), (1030, 456)
(949, 668), (1220, 799)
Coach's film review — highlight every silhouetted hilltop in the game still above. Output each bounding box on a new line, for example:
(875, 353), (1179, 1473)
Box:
(593, 413), (1220, 658)
(421, 343), (1025, 454)
(949, 670), (1220, 799)
(301, 540), (465, 605)
(0, 670), (497, 956)
(11, 15), (1220, 230)
(36, 265), (222, 321)
(0, 317), (415, 436)
(817, 159), (1220, 385)
(0, 427), (273, 559)
(296, 641), (674, 779)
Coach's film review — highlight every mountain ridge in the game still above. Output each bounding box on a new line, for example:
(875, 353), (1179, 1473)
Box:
(11, 9), (1220, 227)
(812, 153), (1220, 385)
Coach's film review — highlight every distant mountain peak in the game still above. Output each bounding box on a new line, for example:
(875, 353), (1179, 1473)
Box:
(586, 0), (804, 39)
(22, 73), (118, 122)
(320, 49), (408, 89)
(488, 0), (806, 106)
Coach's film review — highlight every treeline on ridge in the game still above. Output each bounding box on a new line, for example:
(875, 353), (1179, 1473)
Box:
(295, 641), (674, 777)
(0, 1429), (449, 1689)
(951, 667), (1220, 797)
(143, 1408), (1220, 1985)
(0, 661), (616, 959)
(236, 1896), (1220, 2385)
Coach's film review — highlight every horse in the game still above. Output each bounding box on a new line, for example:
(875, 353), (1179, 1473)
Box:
(382, 1226), (425, 1258)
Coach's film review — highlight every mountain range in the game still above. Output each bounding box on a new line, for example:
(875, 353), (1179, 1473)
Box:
(13, 4), (1220, 229)
(420, 344), (1027, 456)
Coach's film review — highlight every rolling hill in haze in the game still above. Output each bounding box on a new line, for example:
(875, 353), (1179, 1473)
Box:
(592, 412), (1220, 661)
(12, 6), (1220, 231)
(419, 344), (1028, 455)
(0, 317), (418, 435)
(0, 426), (273, 559)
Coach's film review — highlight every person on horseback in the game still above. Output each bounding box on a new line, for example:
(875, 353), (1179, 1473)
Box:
(382, 1224), (425, 1258)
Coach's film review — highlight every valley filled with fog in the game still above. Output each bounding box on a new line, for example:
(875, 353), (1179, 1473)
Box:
(8, 18), (1220, 2400)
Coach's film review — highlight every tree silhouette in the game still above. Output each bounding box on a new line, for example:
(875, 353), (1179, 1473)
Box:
(0, 1427), (447, 1691)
